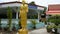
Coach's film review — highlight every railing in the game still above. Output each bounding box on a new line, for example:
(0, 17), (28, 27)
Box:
(0, 19), (45, 30)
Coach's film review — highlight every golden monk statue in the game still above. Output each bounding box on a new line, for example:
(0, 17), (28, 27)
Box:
(18, 0), (28, 34)
(20, 0), (28, 28)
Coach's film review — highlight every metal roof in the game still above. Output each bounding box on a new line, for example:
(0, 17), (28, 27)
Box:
(0, 1), (45, 8)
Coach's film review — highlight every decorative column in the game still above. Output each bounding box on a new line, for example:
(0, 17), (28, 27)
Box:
(18, 0), (28, 34)
(38, 12), (39, 21)
(37, 10), (40, 22)
(16, 12), (18, 19)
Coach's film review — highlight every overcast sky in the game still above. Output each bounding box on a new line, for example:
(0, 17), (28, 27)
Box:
(0, 0), (60, 7)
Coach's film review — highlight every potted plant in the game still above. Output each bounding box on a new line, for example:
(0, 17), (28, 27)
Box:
(46, 25), (52, 32)
(30, 20), (37, 29)
(47, 15), (60, 34)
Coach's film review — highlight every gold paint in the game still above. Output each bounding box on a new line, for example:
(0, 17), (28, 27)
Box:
(18, 0), (28, 34)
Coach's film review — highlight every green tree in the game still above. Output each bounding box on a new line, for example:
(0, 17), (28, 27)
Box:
(43, 7), (47, 13)
(48, 15), (60, 25)
(7, 7), (12, 31)
(29, 1), (35, 5)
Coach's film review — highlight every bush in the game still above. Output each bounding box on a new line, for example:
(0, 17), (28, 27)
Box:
(46, 24), (57, 33)
(30, 20), (37, 29)
(48, 15), (60, 25)
(46, 25), (52, 32)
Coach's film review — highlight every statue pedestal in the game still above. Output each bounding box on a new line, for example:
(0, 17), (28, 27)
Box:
(18, 29), (28, 34)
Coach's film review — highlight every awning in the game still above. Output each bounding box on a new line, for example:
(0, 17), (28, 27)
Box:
(46, 10), (60, 15)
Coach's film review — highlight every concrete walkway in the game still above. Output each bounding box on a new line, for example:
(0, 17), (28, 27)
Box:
(0, 28), (50, 34)
(28, 28), (50, 34)
(16, 28), (50, 34)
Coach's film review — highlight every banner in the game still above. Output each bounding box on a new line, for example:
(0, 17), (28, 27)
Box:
(28, 5), (37, 9)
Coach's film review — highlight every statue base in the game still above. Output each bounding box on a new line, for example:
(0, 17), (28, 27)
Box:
(18, 28), (28, 34)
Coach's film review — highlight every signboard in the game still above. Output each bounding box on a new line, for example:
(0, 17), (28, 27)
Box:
(28, 5), (37, 9)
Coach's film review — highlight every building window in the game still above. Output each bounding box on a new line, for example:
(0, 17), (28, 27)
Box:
(12, 12), (16, 19)
(0, 14), (7, 19)
(0, 8), (16, 19)
(18, 9), (38, 19)
(27, 9), (38, 19)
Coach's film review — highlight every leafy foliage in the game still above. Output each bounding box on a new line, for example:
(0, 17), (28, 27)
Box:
(43, 7), (47, 13)
(48, 15), (60, 25)
(29, 1), (35, 5)
(30, 20), (37, 25)
(7, 7), (12, 31)
(30, 20), (37, 29)
(7, 7), (12, 19)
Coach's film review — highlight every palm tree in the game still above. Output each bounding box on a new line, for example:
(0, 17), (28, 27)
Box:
(7, 7), (12, 31)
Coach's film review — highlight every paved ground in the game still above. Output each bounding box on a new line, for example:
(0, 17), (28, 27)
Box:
(28, 28), (50, 34)
(0, 28), (50, 34)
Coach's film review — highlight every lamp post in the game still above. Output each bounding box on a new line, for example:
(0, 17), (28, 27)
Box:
(18, 0), (28, 34)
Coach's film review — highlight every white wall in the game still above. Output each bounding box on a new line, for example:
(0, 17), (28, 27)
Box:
(0, 3), (21, 8)
(37, 7), (44, 10)
(1, 19), (39, 24)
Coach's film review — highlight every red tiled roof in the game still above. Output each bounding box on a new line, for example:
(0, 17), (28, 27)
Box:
(48, 4), (60, 11)
(47, 4), (60, 15)
(46, 10), (60, 15)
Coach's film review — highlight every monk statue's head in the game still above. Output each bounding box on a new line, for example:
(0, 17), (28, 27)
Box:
(22, 0), (25, 5)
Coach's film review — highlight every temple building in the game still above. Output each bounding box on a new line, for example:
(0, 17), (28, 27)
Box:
(0, 1), (46, 24)
(46, 4), (60, 15)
